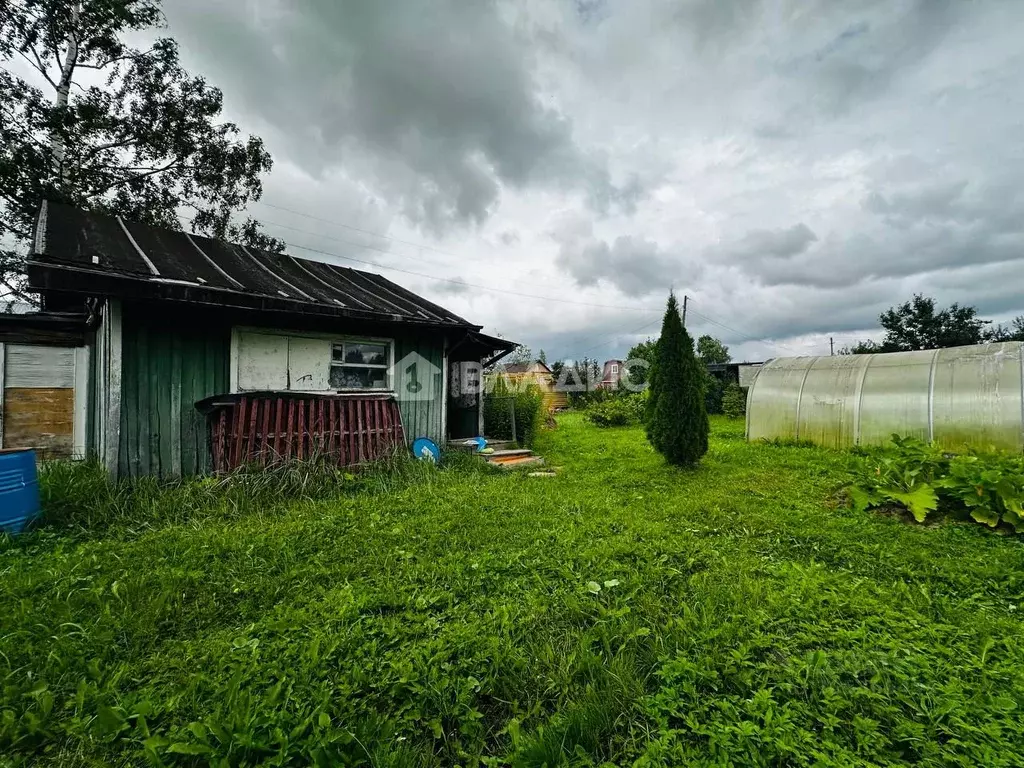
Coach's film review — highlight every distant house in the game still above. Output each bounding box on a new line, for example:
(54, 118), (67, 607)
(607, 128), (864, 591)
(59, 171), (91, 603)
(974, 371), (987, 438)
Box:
(7, 201), (515, 477)
(495, 361), (568, 412)
(597, 359), (625, 390)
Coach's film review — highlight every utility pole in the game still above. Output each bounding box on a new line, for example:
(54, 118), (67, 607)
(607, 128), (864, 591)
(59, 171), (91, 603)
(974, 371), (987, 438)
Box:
(830, 337), (835, 356)
(682, 295), (688, 327)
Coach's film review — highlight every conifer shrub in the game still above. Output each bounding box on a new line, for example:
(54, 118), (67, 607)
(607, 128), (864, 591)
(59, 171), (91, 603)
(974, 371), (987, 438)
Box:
(645, 294), (710, 466)
(722, 383), (746, 420)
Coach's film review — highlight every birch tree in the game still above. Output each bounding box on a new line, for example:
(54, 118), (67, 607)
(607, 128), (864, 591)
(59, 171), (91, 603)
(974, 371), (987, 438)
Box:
(0, 0), (283, 304)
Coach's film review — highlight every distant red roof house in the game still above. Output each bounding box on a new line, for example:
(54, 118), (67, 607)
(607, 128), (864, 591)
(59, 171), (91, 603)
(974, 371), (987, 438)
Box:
(597, 359), (625, 390)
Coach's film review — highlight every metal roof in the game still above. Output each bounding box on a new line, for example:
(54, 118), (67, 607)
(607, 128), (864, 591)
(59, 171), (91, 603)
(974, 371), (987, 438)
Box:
(27, 201), (475, 329)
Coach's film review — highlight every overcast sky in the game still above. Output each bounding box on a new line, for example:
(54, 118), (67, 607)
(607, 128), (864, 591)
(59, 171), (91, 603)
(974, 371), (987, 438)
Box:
(160, 0), (1024, 362)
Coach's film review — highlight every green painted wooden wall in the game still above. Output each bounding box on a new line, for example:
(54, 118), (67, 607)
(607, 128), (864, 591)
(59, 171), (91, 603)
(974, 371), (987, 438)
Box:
(393, 335), (446, 445)
(113, 309), (447, 478)
(118, 308), (230, 478)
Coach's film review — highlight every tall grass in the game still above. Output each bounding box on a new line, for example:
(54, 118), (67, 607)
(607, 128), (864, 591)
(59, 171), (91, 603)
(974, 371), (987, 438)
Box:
(35, 449), (460, 537)
(2, 415), (1023, 766)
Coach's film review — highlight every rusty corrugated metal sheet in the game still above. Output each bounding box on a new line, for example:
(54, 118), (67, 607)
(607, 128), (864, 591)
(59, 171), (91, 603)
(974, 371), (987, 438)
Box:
(746, 342), (1024, 452)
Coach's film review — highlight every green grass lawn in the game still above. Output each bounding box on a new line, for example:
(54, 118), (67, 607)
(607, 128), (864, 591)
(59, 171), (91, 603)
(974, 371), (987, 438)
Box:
(2, 415), (1023, 766)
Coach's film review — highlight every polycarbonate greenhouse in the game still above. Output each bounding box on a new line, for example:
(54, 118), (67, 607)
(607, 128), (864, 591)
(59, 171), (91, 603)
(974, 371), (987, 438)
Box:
(746, 342), (1024, 452)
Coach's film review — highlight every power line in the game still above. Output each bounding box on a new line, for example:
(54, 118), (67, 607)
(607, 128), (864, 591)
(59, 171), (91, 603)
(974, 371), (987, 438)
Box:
(254, 215), (574, 295)
(254, 200), (470, 262)
(685, 305), (807, 356)
(176, 211), (662, 314)
(188, 206), (821, 354)
(249, 204), (817, 355)
(565, 314), (665, 361)
(283, 241), (662, 314)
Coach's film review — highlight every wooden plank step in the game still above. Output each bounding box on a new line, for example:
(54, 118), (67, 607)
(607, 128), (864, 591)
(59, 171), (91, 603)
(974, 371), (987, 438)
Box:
(447, 439), (516, 452)
(491, 455), (546, 469)
(485, 448), (533, 458)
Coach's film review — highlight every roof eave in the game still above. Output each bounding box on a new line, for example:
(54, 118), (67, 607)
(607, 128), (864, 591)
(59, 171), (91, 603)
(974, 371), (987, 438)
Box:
(27, 260), (481, 332)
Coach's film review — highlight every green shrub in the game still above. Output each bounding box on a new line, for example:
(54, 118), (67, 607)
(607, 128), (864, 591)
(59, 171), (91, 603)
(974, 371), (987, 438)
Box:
(646, 294), (709, 467)
(721, 383), (746, 420)
(849, 434), (1024, 531)
(585, 393), (645, 427)
(483, 376), (543, 446)
(567, 385), (612, 410)
(704, 370), (724, 414)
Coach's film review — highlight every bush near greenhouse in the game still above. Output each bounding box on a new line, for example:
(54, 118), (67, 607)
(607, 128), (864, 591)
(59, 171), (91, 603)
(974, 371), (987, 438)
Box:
(722, 383), (746, 420)
(849, 434), (1024, 532)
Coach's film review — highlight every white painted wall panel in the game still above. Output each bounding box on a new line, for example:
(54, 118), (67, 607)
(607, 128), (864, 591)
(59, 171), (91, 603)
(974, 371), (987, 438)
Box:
(288, 337), (331, 391)
(5, 344), (76, 388)
(237, 332), (289, 390)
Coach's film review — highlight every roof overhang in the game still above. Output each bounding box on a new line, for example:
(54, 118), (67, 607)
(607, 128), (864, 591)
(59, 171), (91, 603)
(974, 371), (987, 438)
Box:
(27, 260), (481, 333)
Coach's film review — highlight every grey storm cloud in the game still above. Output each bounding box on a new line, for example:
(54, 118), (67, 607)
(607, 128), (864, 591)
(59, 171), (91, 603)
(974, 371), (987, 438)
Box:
(717, 223), (819, 263)
(551, 213), (684, 298)
(156, 0), (1024, 360)
(162, 0), (634, 234)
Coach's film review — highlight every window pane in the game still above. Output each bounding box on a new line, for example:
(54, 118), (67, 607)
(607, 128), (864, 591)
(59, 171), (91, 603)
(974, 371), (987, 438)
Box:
(330, 365), (388, 389)
(344, 343), (388, 366)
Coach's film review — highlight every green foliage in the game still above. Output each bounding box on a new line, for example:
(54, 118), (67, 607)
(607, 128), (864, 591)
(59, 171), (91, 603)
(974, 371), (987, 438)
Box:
(646, 293), (709, 467)
(849, 434), (1024, 531)
(483, 376), (543, 446)
(703, 370), (724, 414)
(0, 0), (282, 302)
(3, 415), (1024, 766)
(626, 338), (657, 388)
(695, 334), (730, 365)
(843, 294), (990, 354)
(721, 383), (746, 420)
(987, 315), (1024, 342)
(585, 393), (646, 427)
(563, 358), (604, 409)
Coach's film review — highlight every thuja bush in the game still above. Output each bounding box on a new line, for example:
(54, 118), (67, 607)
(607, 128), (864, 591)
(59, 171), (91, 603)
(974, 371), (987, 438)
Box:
(646, 294), (709, 467)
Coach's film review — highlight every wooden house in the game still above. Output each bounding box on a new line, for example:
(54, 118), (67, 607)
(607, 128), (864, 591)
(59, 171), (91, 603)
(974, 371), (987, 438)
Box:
(13, 201), (514, 477)
(597, 359), (625, 390)
(495, 361), (568, 412)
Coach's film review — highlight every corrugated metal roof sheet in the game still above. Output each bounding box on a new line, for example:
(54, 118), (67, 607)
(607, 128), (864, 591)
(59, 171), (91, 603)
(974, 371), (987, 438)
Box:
(28, 201), (476, 328)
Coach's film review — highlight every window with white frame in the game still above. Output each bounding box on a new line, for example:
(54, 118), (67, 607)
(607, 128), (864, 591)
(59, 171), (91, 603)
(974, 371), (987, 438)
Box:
(330, 340), (391, 389)
(610, 364), (618, 374)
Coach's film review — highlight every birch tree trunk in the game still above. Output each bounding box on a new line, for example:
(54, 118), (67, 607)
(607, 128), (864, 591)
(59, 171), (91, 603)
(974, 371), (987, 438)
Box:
(51, 0), (82, 182)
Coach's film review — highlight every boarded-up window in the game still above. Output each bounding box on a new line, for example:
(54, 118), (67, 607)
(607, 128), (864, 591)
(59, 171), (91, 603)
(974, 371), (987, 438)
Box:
(234, 331), (392, 393)
(236, 332), (289, 390)
(288, 337), (332, 391)
(1, 344), (86, 459)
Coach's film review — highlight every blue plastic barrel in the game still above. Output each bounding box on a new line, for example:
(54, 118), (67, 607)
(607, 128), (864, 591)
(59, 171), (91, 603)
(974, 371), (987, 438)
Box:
(0, 449), (40, 535)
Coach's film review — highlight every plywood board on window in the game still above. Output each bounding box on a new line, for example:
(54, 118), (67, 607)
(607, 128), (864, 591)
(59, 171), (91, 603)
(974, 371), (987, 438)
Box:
(237, 332), (288, 390)
(2, 387), (74, 457)
(287, 337), (331, 391)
